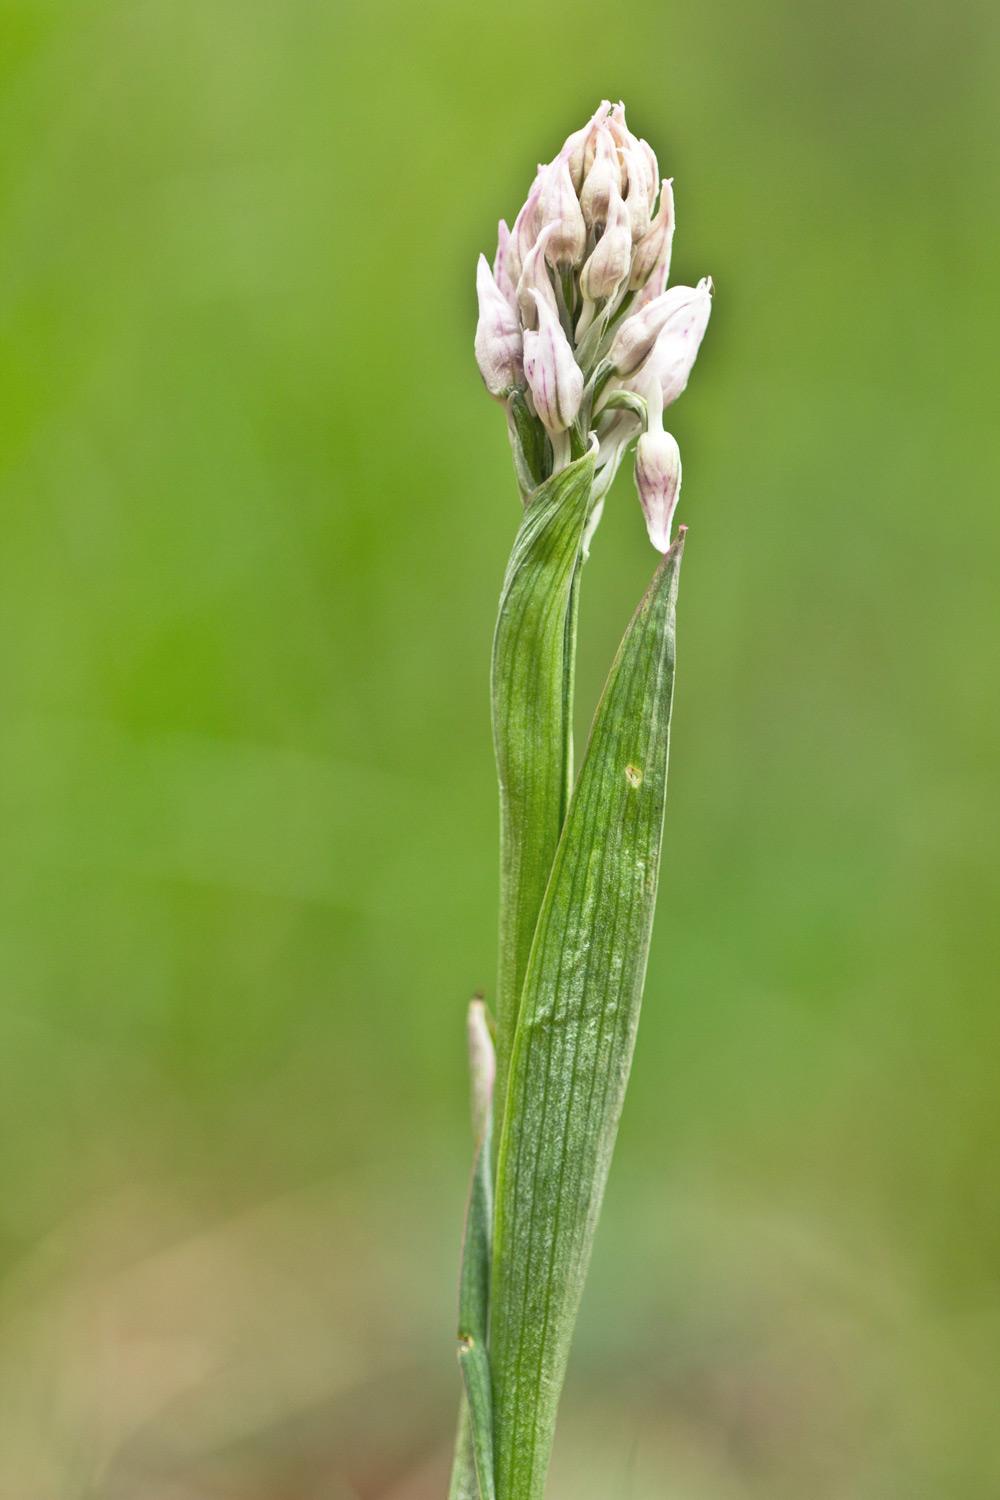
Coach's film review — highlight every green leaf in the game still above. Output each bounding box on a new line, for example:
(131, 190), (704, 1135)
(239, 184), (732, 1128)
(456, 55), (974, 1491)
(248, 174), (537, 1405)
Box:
(491, 451), (596, 1146)
(490, 531), (686, 1500)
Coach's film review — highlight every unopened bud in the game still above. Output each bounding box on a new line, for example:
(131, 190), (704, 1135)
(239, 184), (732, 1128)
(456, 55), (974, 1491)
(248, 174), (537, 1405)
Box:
(505, 166), (545, 289)
(632, 254), (670, 311)
(493, 219), (518, 308)
(523, 289), (584, 434)
(580, 179), (632, 302)
(640, 276), (713, 406)
(609, 280), (711, 377)
(637, 137), (659, 203)
(621, 143), (651, 243)
(580, 124), (622, 228)
(607, 104), (657, 206)
(564, 100), (610, 191)
(516, 223), (559, 328)
(634, 428), (682, 552)
(475, 253), (523, 397)
(629, 178), (674, 290)
(538, 155), (587, 268)
(580, 100), (612, 181)
(606, 101), (634, 158)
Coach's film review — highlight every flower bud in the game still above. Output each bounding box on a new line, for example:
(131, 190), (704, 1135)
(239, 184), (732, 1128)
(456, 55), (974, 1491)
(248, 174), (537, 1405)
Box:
(621, 143), (651, 243)
(639, 276), (713, 406)
(523, 289), (584, 434)
(580, 178), (632, 302)
(564, 100), (610, 190)
(634, 428), (682, 552)
(609, 279), (711, 377)
(637, 137), (660, 203)
(493, 219), (518, 308)
(516, 223), (559, 328)
(611, 104), (656, 199)
(580, 100), (612, 180)
(629, 178), (674, 290)
(537, 155), (587, 268)
(580, 124), (622, 228)
(474, 253), (523, 398)
(606, 101), (635, 158)
(632, 251), (671, 311)
(504, 166), (545, 289)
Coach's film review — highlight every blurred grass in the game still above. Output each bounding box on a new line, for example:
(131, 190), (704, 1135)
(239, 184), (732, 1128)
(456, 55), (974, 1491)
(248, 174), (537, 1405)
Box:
(1, 0), (999, 1493)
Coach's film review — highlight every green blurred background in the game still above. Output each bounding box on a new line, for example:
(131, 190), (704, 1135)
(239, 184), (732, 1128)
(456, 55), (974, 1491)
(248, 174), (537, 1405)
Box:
(1, 0), (998, 1495)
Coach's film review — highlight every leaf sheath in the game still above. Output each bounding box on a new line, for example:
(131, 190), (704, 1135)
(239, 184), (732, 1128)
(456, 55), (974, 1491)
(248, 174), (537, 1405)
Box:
(491, 453), (596, 1146)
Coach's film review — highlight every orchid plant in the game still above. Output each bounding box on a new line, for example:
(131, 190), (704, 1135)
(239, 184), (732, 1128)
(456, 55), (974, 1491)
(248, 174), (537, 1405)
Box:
(449, 101), (712, 1500)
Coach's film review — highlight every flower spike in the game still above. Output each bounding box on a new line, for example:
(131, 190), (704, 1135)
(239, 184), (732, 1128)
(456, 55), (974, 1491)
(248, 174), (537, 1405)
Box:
(472, 100), (710, 540)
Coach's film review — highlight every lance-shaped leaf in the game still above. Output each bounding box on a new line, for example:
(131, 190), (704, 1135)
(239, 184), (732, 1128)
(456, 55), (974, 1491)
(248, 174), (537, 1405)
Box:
(491, 450), (596, 1143)
(490, 531), (686, 1500)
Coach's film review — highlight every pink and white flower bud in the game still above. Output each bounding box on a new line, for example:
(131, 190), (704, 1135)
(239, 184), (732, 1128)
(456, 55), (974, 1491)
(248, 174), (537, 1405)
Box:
(621, 143), (651, 242)
(564, 100), (611, 190)
(523, 289), (584, 434)
(638, 276), (713, 406)
(607, 101), (635, 157)
(493, 219), (518, 309)
(634, 428), (682, 552)
(504, 166), (545, 289)
(580, 124), (623, 228)
(537, 155), (587, 268)
(609, 279), (712, 377)
(637, 137), (659, 203)
(516, 223), (559, 328)
(474, 253), (523, 398)
(580, 101), (613, 180)
(629, 178), (674, 290)
(580, 178), (632, 302)
(614, 109), (655, 185)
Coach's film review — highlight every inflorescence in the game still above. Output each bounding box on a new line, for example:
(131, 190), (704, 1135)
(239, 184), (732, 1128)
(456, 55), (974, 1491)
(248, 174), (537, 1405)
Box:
(474, 100), (712, 553)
